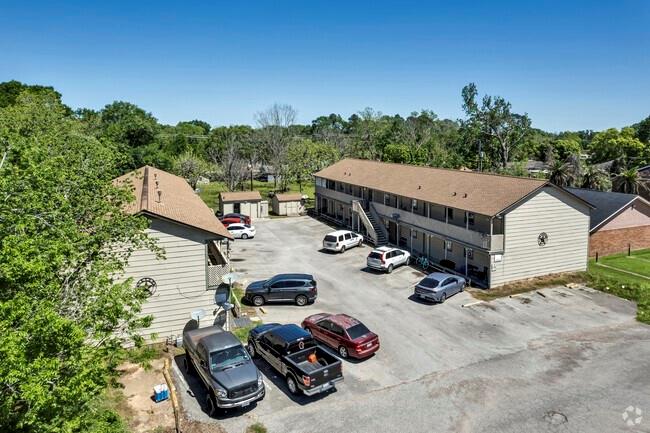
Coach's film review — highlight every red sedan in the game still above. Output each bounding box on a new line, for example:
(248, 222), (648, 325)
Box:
(219, 213), (251, 227)
(301, 313), (380, 359)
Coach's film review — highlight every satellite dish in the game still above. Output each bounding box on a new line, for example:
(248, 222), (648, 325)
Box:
(221, 273), (239, 285)
(190, 309), (206, 321)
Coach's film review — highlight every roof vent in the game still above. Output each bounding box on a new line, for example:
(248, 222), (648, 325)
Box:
(452, 192), (457, 196)
(156, 190), (163, 203)
(463, 193), (467, 198)
(418, 185), (422, 189)
(155, 180), (160, 189)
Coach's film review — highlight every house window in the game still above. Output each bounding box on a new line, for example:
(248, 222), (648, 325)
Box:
(446, 208), (454, 221)
(445, 240), (453, 252)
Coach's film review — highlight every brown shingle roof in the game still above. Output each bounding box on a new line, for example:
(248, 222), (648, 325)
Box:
(115, 166), (232, 239)
(314, 159), (549, 216)
(220, 191), (262, 202)
(274, 193), (304, 202)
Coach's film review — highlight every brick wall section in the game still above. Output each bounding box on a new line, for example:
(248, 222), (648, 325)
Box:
(590, 226), (650, 257)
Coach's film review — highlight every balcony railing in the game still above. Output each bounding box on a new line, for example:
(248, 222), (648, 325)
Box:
(371, 202), (504, 251)
(207, 264), (231, 288)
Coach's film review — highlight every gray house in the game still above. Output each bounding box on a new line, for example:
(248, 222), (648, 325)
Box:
(315, 159), (592, 288)
(115, 166), (233, 343)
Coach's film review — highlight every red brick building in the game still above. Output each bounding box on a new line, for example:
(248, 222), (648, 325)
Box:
(568, 188), (650, 257)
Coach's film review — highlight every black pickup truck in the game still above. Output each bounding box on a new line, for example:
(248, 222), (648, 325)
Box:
(183, 326), (265, 415)
(247, 323), (343, 396)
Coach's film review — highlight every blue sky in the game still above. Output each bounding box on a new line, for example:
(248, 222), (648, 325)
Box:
(1, 1), (648, 131)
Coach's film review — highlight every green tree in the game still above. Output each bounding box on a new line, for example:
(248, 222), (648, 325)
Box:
(581, 165), (611, 191)
(98, 101), (160, 170)
(548, 160), (572, 187)
(287, 139), (339, 192)
(613, 168), (648, 194)
(0, 90), (157, 432)
(172, 151), (210, 189)
(588, 127), (645, 164)
(460, 83), (532, 169)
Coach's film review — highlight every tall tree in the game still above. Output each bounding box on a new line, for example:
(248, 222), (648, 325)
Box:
(171, 151), (209, 189)
(581, 165), (611, 191)
(460, 83), (532, 169)
(0, 90), (157, 432)
(588, 127), (645, 164)
(254, 103), (296, 189)
(613, 168), (648, 194)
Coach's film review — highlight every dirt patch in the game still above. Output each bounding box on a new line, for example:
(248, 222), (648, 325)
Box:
(116, 358), (176, 433)
(182, 419), (227, 433)
(468, 272), (587, 301)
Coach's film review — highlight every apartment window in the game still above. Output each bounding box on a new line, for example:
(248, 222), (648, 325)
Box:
(445, 240), (453, 252)
(446, 208), (454, 221)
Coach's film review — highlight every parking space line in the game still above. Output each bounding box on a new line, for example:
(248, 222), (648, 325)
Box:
(171, 361), (189, 390)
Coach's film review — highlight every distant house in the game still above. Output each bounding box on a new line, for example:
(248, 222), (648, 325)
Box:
(315, 159), (593, 288)
(567, 188), (650, 257)
(639, 165), (650, 201)
(272, 193), (305, 216)
(115, 166), (233, 343)
(219, 191), (268, 219)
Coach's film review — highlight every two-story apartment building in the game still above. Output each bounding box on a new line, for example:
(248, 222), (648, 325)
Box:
(115, 166), (233, 342)
(314, 159), (592, 288)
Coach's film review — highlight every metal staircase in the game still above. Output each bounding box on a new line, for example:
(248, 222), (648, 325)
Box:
(352, 200), (387, 246)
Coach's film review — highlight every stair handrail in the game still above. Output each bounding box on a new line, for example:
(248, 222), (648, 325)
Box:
(352, 200), (377, 241)
(368, 202), (390, 242)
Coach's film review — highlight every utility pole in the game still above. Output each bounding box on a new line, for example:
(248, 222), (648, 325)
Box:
(248, 163), (253, 191)
(478, 140), (483, 172)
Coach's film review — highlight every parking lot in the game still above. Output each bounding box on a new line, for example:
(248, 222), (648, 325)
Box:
(174, 216), (650, 433)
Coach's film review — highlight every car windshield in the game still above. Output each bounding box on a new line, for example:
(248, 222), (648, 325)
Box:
(210, 346), (250, 371)
(368, 252), (382, 259)
(346, 323), (371, 340)
(324, 235), (337, 242)
(244, 224), (252, 229)
(419, 277), (440, 288)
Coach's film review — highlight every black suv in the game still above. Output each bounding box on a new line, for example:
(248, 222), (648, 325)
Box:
(243, 273), (317, 307)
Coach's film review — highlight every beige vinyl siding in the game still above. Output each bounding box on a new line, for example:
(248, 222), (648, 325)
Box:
(490, 187), (590, 287)
(121, 218), (218, 343)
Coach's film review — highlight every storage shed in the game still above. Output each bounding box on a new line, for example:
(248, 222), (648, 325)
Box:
(272, 193), (305, 216)
(219, 191), (268, 219)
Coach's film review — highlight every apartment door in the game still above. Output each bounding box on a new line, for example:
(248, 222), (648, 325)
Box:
(388, 221), (397, 244)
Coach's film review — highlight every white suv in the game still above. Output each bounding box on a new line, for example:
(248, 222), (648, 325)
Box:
(366, 246), (410, 273)
(322, 230), (364, 253)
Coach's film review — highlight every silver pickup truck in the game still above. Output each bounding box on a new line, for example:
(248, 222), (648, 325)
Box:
(183, 326), (265, 415)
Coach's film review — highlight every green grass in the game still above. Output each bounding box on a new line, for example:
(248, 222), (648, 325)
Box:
(246, 422), (268, 433)
(588, 249), (650, 324)
(594, 249), (650, 278)
(197, 180), (315, 210)
(232, 323), (257, 343)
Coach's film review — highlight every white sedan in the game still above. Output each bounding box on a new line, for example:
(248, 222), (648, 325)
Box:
(227, 224), (256, 239)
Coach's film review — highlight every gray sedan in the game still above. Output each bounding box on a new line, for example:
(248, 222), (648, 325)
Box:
(413, 272), (466, 303)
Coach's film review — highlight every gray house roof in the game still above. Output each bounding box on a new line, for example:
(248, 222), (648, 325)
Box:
(566, 187), (645, 232)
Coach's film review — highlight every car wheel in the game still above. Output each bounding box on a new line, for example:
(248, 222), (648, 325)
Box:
(207, 393), (217, 417)
(439, 293), (447, 303)
(252, 296), (265, 306)
(295, 295), (308, 306)
(241, 233), (249, 240)
(247, 341), (257, 358)
(460, 282), (465, 292)
(406, 257), (410, 266)
(338, 346), (349, 359)
(286, 375), (299, 395)
(340, 245), (346, 253)
(387, 264), (394, 274)
(357, 239), (363, 247)
(183, 356), (193, 374)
